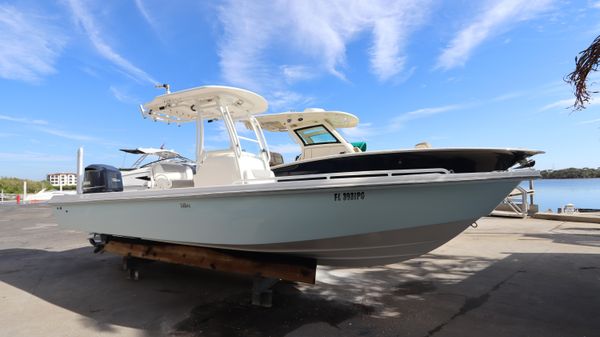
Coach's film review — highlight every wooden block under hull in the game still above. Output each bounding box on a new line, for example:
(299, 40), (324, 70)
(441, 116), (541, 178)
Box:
(103, 238), (316, 284)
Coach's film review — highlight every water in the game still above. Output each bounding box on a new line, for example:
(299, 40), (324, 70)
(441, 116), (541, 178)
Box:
(525, 178), (600, 212)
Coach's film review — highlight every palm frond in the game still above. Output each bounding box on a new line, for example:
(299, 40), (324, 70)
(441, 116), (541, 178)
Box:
(565, 35), (600, 110)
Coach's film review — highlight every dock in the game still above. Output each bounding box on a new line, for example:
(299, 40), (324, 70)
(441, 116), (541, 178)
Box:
(532, 212), (600, 223)
(0, 204), (599, 336)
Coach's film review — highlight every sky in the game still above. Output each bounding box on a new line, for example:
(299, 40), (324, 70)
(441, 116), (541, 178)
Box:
(1, 0), (600, 180)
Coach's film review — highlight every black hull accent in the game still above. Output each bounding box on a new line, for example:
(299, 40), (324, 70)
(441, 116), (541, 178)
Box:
(273, 149), (536, 176)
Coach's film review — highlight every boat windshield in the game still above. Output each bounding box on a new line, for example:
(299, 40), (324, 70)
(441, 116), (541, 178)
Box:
(294, 125), (340, 146)
(138, 155), (193, 168)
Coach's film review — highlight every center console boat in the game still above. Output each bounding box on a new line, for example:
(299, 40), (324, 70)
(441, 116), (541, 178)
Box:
(50, 86), (540, 267)
(253, 109), (542, 177)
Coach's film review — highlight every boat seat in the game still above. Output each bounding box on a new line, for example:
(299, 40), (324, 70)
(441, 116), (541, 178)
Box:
(151, 163), (194, 189)
(269, 152), (284, 166)
(194, 150), (274, 187)
(414, 142), (432, 149)
(351, 141), (367, 152)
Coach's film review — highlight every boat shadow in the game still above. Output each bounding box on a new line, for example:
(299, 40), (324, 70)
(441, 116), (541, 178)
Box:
(1, 247), (599, 336)
(0, 246), (374, 336)
(521, 224), (600, 248)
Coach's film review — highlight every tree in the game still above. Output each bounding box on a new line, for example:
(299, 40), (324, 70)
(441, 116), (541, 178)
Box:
(565, 35), (600, 110)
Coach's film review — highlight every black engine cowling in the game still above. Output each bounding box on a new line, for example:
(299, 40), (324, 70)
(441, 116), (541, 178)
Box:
(83, 164), (123, 193)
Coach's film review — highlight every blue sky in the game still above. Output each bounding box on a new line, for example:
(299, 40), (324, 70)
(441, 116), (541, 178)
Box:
(1, 0), (600, 180)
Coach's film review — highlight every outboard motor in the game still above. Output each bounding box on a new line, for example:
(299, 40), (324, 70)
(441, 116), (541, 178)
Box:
(83, 164), (123, 193)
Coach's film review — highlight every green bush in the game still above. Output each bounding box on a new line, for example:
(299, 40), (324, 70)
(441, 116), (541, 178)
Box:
(0, 177), (74, 194)
(540, 168), (600, 179)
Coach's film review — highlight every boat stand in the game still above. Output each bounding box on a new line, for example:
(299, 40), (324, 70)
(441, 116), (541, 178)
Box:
(121, 256), (152, 281)
(95, 236), (316, 307)
(251, 277), (280, 307)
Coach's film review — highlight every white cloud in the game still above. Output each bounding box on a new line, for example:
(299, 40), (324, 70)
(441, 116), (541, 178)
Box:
(205, 122), (231, 144)
(390, 104), (464, 129)
(281, 65), (316, 84)
(341, 123), (378, 139)
(0, 152), (73, 162)
(577, 118), (600, 125)
(369, 2), (429, 81)
(217, 1), (277, 90)
(0, 112), (116, 145)
(436, 0), (553, 70)
(133, 0), (166, 43)
(218, 0), (432, 88)
(539, 96), (600, 112)
(0, 5), (66, 82)
(35, 126), (99, 142)
(342, 104), (465, 140)
(371, 17), (407, 81)
(234, 121), (254, 137)
(538, 98), (574, 111)
(0, 114), (47, 125)
(267, 91), (315, 112)
(67, 0), (157, 84)
(109, 86), (139, 104)
(0, 113), (115, 145)
(134, 0), (153, 27)
(492, 91), (525, 102)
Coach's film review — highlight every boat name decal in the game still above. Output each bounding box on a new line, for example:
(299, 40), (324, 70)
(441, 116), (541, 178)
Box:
(334, 192), (365, 201)
(179, 202), (191, 208)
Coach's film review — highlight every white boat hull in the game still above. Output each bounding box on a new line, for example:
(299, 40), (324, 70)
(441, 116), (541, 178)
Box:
(50, 170), (537, 266)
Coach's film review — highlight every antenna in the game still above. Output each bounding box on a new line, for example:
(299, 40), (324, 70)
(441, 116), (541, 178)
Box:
(155, 83), (171, 94)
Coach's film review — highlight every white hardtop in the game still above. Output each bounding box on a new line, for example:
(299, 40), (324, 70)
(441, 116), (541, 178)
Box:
(142, 85), (268, 124)
(120, 147), (182, 159)
(252, 108), (359, 161)
(141, 85), (274, 188)
(255, 108), (359, 132)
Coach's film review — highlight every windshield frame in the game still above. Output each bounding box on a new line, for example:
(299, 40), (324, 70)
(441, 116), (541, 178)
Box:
(293, 124), (341, 146)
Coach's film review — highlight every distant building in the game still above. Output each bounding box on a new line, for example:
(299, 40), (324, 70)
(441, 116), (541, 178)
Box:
(47, 173), (77, 186)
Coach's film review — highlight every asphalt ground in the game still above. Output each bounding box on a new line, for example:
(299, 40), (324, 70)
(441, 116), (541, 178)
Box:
(0, 204), (599, 337)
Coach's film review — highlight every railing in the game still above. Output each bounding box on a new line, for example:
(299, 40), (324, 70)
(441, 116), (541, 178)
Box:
(506, 186), (529, 217)
(491, 179), (535, 218)
(0, 193), (16, 203)
(273, 168), (450, 182)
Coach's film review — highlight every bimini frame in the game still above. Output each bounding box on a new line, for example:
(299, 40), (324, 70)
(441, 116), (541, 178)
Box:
(139, 86), (271, 185)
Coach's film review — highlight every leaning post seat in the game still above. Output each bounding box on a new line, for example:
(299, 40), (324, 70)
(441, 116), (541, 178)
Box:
(350, 141), (367, 152)
(150, 163), (194, 189)
(269, 152), (284, 166)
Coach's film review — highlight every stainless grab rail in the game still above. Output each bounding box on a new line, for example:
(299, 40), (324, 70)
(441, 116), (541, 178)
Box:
(273, 168), (450, 182)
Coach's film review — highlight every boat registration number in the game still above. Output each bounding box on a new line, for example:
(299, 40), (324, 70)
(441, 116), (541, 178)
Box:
(334, 191), (365, 201)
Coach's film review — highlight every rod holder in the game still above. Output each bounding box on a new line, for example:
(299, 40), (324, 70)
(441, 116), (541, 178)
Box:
(76, 147), (84, 194)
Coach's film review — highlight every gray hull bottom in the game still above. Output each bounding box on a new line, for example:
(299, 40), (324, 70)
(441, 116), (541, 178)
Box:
(169, 219), (474, 267)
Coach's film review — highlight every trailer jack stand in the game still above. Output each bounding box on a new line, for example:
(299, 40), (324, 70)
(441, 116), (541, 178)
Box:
(252, 277), (279, 307)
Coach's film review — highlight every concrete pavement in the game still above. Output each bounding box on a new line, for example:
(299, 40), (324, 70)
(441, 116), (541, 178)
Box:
(0, 205), (598, 336)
